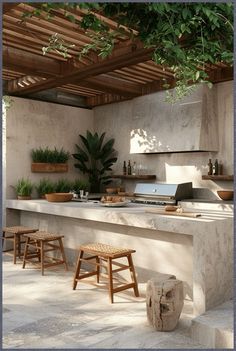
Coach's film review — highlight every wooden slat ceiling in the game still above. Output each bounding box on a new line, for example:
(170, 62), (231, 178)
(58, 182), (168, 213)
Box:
(3, 2), (233, 107)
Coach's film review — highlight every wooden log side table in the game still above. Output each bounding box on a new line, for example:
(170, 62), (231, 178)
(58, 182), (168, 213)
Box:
(146, 277), (184, 331)
(73, 242), (139, 303)
(22, 231), (68, 275)
(2, 226), (38, 264)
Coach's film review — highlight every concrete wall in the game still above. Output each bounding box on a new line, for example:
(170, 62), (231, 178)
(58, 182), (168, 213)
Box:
(94, 81), (233, 199)
(3, 81), (233, 202)
(4, 97), (94, 199)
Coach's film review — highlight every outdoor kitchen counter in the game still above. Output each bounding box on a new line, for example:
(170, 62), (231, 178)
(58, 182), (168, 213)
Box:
(5, 199), (233, 237)
(5, 199), (233, 317)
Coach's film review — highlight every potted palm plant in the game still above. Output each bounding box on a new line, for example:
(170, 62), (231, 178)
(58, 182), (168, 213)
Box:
(73, 131), (117, 193)
(31, 147), (70, 173)
(15, 178), (34, 200)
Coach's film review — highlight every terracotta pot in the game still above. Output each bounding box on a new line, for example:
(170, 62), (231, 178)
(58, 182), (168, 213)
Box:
(45, 193), (73, 202)
(31, 163), (68, 173)
(217, 190), (234, 201)
(17, 195), (31, 200)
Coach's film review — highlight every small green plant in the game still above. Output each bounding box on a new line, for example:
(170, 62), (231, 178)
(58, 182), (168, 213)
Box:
(15, 178), (34, 196)
(36, 178), (55, 197)
(31, 147), (70, 163)
(55, 179), (72, 193)
(72, 179), (90, 193)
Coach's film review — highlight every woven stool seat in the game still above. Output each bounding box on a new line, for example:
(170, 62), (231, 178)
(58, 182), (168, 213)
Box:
(24, 231), (64, 241)
(2, 226), (38, 264)
(73, 242), (139, 303)
(3, 226), (38, 234)
(22, 231), (67, 275)
(80, 242), (135, 258)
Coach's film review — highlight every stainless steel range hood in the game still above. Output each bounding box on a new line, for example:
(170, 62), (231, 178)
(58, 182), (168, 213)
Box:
(130, 84), (218, 154)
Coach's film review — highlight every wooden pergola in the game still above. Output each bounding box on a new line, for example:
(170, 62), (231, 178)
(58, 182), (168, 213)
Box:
(3, 2), (233, 108)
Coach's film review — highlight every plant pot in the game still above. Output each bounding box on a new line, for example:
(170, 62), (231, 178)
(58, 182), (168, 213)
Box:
(31, 163), (68, 173)
(45, 193), (73, 202)
(17, 195), (31, 200)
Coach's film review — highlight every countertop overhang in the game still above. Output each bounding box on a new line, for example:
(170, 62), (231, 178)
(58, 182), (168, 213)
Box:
(6, 199), (233, 237)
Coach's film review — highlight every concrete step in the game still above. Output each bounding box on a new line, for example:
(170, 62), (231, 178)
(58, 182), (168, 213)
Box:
(191, 300), (234, 349)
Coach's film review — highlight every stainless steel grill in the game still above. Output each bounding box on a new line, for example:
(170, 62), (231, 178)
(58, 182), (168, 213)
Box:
(131, 182), (193, 206)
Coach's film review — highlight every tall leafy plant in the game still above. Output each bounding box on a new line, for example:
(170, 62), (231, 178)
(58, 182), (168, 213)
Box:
(73, 131), (117, 193)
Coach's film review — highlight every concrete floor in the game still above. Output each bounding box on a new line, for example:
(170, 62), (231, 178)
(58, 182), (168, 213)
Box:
(3, 254), (205, 349)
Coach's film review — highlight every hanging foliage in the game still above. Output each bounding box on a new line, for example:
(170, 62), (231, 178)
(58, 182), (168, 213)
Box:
(21, 2), (233, 101)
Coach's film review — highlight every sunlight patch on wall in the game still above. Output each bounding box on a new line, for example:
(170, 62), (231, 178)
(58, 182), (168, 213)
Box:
(130, 128), (171, 154)
(165, 164), (201, 185)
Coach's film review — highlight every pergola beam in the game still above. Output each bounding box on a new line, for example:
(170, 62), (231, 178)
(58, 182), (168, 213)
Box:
(3, 3), (19, 14)
(6, 43), (154, 95)
(3, 46), (61, 77)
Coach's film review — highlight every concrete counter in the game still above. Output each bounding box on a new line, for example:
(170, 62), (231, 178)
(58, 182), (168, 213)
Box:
(5, 199), (233, 317)
(5, 199), (233, 236)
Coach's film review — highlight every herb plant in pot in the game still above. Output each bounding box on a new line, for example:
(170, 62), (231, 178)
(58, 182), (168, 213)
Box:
(73, 131), (117, 193)
(36, 178), (55, 199)
(31, 147), (70, 173)
(45, 179), (73, 202)
(15, 178), (34, 200)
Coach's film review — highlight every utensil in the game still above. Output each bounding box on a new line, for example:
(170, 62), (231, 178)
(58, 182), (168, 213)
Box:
(145, 208), (201, 218)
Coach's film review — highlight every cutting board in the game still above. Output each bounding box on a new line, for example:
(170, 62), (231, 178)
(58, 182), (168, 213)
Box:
(145, 208), (201, 218)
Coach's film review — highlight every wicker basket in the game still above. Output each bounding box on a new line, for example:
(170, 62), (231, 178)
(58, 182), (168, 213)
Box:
(45, 193), (73, 202)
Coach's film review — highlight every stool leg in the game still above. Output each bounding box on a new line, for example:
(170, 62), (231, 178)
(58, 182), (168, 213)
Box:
(107, 257), (114, 303)
(36, 240), (41, 262)
(2, 231), (5, 250)
(17, 235), (21, 259)
(73, 250), (84, 290)
(96, 256), (100, 283)
(22, 237), (30, 269)
(40, 240), (44, 276)
(13, 234), (17, 264)
(58, 238), (68, 271)
(127, 254), (139, 297)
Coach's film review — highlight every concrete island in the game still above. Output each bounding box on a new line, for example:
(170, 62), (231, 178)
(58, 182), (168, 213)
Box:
(6, 199), (233, 317)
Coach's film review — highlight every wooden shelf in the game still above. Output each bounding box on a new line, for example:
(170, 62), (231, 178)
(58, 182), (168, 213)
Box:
(202, 175), (234, 181)
(111, 175), (156, 180)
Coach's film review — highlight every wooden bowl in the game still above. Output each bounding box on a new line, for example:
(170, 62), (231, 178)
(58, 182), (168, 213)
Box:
(217, 190), (234, 201)
(106, 187), (118, 194)
(45, 193), (73, 202)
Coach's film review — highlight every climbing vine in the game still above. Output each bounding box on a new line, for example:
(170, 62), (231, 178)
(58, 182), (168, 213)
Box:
(22, 2), (233, 101)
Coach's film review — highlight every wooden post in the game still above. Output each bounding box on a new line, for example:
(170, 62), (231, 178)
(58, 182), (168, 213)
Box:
(146, 276), (184, 331)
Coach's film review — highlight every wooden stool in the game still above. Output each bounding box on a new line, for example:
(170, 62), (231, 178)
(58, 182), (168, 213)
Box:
(22, 231), (68, 275)
(73, 242), (139, 303)
(2, 226), (38, 264)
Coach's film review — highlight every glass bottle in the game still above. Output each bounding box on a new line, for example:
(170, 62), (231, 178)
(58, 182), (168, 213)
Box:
(218, 160), (223, 175)
(213, 159), (218, 175)
(132, 161), (137, 175)
(208, 159), (213, 175)
(127, 160), (132, 175)
(123, 161), (127, 175)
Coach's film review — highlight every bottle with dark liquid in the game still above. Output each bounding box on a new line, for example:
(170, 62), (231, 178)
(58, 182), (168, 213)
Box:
(123, 161), (127, 175)
(208, 159), (213, 175)
(213, 159), (218, 175)
(127, 160), (132, 175)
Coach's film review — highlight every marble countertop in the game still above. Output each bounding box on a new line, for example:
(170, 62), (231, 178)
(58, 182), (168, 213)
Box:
(6, 199), (233, 236)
